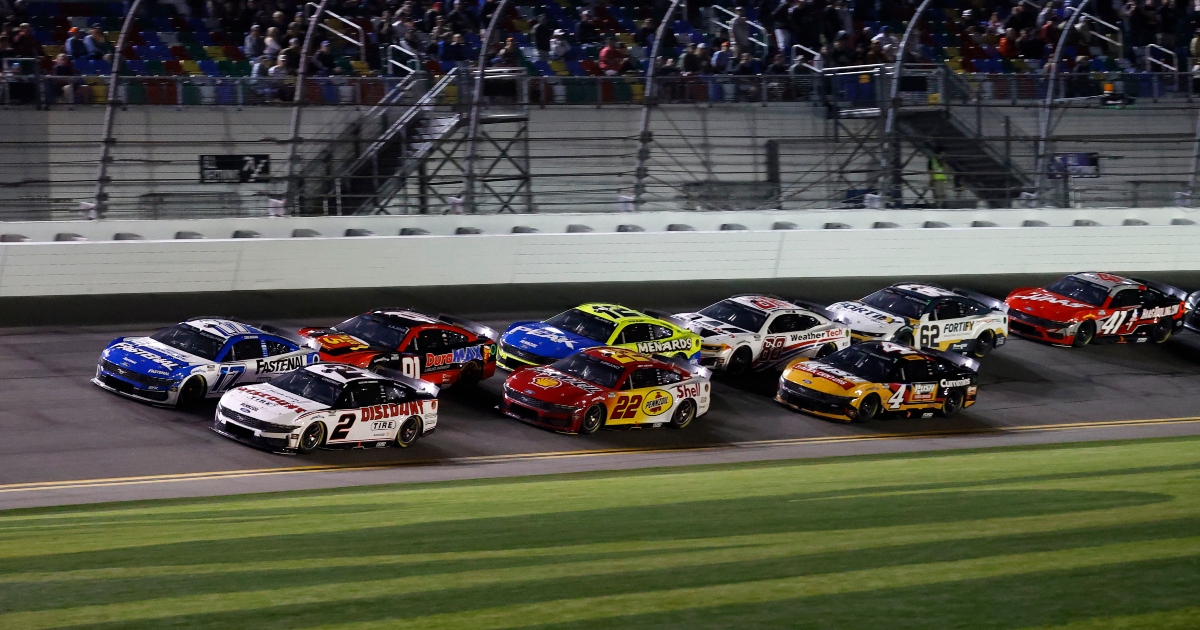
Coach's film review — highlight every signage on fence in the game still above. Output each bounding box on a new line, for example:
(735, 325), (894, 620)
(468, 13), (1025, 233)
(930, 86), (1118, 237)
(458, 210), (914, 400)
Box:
(199, 155), (271, 183)
(1049, 152), (1100, 179)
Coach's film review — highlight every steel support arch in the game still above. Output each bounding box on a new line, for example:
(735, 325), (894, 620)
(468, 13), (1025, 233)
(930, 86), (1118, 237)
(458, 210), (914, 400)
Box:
(93, 0), (146, 216)
(285, 0), (331, 212)
(463, 0), (512, 213)
(881, 0), (935, 208)
(1034, 0), (1092, 198)
(633, 0), (687, 209)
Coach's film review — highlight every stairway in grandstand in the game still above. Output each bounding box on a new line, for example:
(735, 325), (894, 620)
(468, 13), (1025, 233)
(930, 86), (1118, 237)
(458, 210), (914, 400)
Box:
(896, 109), (1030, 208)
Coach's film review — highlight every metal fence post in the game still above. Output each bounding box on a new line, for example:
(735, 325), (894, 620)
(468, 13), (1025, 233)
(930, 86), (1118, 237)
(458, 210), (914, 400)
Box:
(94, 0), (146, 217)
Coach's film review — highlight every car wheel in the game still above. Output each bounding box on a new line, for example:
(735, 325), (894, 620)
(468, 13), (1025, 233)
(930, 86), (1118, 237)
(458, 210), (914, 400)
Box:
(970, 330), (995, 358)
(816, 343), (837, 358)
(579, 405), (605, 434)
(669, 399), (696, 429)
(298, 422), (325, 454)
(726, 347), (752, 375)
(177, 377), (205, 408)
(941, 389), (965, 418)
(395, 416), (422, 447)
(1151, 319), (1173, 344)
(1072, 320), (1096, 347)
(856, 394), (881, 422)
(893, 329), (914, 347)
(457, 362), (482, 388)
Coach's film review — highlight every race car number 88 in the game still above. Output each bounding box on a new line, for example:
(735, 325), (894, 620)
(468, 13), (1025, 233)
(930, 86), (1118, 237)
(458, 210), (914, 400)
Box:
(611, 395), (642, 420)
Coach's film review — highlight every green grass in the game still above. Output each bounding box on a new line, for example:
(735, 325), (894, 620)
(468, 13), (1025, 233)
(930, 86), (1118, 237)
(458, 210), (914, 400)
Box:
(3, 438), (1200, 629)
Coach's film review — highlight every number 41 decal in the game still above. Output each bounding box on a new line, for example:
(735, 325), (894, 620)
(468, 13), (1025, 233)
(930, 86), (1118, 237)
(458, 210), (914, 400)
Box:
(1098, 312), (1127, 336)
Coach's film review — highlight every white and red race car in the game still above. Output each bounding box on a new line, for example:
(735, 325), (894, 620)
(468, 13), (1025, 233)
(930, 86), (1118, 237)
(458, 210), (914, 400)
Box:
(673, 295), (850, 374)
(212, 363), (438, 453)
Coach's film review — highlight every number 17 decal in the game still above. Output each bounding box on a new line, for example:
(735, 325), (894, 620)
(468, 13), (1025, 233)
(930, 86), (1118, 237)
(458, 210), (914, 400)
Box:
(211, 365), (246, 392)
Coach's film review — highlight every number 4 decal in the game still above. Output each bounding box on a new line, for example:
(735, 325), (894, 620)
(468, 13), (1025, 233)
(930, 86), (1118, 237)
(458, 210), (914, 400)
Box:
(887, 385), (907, 409)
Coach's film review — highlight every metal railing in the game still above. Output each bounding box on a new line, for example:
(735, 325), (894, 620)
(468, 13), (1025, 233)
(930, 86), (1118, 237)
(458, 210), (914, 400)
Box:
(303, 2), (367, 62)
(707, 5), (769, 58)
(386, 44), (420, 77)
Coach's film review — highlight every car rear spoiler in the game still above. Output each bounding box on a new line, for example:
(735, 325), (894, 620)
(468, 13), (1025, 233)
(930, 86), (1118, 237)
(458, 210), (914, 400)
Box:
(641, 308), (694, 328)
(929, 349), (980, 373)
(1130, 278), (1189, 303)
(373, 367), (441, 398)
(258, 324), (310, 346)
(437, 314), (499, 342)
(788, 299), (840, 322)
(951, 288), (1008, 313)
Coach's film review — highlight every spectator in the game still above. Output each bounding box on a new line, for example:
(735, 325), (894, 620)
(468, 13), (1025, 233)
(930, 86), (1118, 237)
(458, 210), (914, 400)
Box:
(599, 36), (624, 74)
(730, 6), (752, 52)
(51, 52), (76, 103)
(312, 40), (338, 74)
(711, 40), (735, 73)
(283, 37), (301, 73)
(549, 29), (570, 61)
(576, 11), (601, 46)
(83, 25), (110, 62)
(827, 30), (854, 67)
(871, 25), (898, 61)
(65, 27), (88, 61)
(678, 41), (701, 73)
(1006, 3), (1035, 33)
(865, 39), (887, 64)
(657, 56), (681, 76)
(695, 42), (713, 73)
(479, 0), (498, 27)
(12, 22), (41, 57)
(929, 145), (950, 207)
(1191, 28), (1200, 61)
(635, 18), (656, 48)
(244, 24), (264, 58)
(263, 26), (282, 58)
(532, 14), (552, 59)
(1158, 0), (1179, 49)
(492, 37), (520, 67)
(764, 52), (789, 74)
(444, 1), (475, 34)
(441, 33), (467, 61)
(268, 52), (288, 76)
(732, 51), (758, 75)
(999, 28), (1018, 59)
(250, 53), (271, 77)
(773, 0), (794, 56)
(1018, 27), (1044, 61)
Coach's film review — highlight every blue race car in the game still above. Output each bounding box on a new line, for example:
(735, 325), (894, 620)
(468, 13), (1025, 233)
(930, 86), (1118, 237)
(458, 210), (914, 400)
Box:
(94, 318), (319, 407)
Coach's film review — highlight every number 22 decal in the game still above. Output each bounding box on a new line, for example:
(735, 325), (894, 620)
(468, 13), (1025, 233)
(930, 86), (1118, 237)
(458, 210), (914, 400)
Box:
(611, 395), (643, 420)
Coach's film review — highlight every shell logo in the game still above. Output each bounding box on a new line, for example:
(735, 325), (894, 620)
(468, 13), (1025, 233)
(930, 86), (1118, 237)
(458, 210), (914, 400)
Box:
(532, 376), (561, 388)
(642, 389), (674, 416)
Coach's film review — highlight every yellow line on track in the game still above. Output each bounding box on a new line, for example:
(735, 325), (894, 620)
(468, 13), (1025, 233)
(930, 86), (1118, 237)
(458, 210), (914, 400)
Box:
(3, 416), (1199, 494)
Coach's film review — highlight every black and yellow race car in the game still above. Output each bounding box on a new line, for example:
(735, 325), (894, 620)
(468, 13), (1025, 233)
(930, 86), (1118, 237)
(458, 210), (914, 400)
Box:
(775, 341), (979, 422)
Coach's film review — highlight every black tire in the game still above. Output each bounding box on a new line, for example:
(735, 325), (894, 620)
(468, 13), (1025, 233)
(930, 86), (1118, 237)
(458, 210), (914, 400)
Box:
(815, 343), (838, 359)
(970, 330), (995, 358)
(297, 422), (325, 454)
(177, 377), (206, 408)
(941, 389), (965, 418)
(669, 399), (696, 429)
(457, 362), (482, 388)
(1073, 320), (1096, 347)
(395, 416), (422, 447)
(856, 394), (881, 422)
(579, 405), (605, 434)
(1151, 319), (1173, 344)
(726, 347), (753, 375)
(893, 329), (914, 347)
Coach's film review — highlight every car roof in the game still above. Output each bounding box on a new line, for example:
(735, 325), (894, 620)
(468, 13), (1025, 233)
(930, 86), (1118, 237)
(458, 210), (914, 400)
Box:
(857, 341), (934, 361)
(581, 346), (658, 367)
(368, 309), (441, 327)
(727, 294), (801, 312)
(888, 283), (958, 298)
(575, 303), (650, 323)
(301, 363), (376, 384)
(1070, 272), (1140, 291)
(182, 318), (264, 340)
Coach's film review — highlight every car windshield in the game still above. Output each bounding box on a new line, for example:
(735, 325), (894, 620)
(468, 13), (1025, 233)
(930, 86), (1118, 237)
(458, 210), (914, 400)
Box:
(268, 370), (343, 406)
(150, 324), (223, 361)
(698, 300), (767, 332)
(334, 315), (409, 349)
(545, 309), (617, 343)
(1045, 277), (1108, 307)
(550, 353), (626, 389)
(818, 346), (898, 382)
(860, 288), (927, 320)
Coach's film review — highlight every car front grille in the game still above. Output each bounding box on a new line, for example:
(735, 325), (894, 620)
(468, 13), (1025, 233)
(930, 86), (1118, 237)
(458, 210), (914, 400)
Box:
(779, 380), (853, 414)
(219, 406), (296, 433)
(101, 360), (176, 388)
(505, 389), (574, 413)
(1009, 310), (1068, 330)
(500, 343), (552, 365)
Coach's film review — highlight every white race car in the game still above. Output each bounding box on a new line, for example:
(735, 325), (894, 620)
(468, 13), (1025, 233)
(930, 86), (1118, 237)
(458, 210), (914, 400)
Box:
(673, 295), (851, 374)
(212, 363), (438, 453)
(826, 283), (1009, 358)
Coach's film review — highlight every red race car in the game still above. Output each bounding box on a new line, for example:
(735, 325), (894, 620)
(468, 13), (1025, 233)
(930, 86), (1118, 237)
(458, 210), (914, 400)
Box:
(501, 346), (712, 434)
(299, 309), (498, 387)
(1005, 272), (1186, 347)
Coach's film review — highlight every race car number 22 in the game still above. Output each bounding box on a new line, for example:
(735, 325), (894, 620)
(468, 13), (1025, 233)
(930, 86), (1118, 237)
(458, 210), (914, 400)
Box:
(611, 395), (643, 420)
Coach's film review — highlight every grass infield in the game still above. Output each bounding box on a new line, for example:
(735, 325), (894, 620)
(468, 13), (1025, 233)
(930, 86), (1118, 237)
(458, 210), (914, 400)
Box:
(2, 437), (1200, 629)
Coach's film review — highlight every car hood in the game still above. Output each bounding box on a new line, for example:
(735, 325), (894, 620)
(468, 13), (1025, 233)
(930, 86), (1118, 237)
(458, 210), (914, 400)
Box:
(675, 313), (753, 341)
(101, 337), (207, 378)
(784, 360), (871, 393)
(506, 366), (609, 405)
(1005, 288), (1097, 322)
(219, 383), (328, 423)
(826, 301), (909, 334)
(501, 321), (603, 360)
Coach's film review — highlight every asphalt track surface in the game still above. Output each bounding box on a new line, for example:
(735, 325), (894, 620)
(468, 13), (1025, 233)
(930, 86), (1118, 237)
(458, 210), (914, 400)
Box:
(6, 287), (1200, 510)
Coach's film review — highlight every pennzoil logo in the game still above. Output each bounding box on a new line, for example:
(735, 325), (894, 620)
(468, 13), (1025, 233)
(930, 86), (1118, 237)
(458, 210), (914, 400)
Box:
(532, 376), (561, 388)
(642, 389), (674, 416)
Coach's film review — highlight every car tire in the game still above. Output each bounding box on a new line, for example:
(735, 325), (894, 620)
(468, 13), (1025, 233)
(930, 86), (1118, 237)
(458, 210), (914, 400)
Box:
(941, 389), (965, 418)
(726, 347), (752, 375)
(457, 362), (482, 388)
(297, 422), (325, 454)
(1151, 319), (1173, 344)
(669, 399), (696, 429)
(856, 394), (881, 422)
(579, 405), (605, 434)
(177, 377), (205, 408)
(1073, 320), (1096, 347)
(816, 343), (838, 358)
(395, 416), (422, 447)
(893, 329), (914, 347)
(970, 330), (995, 358)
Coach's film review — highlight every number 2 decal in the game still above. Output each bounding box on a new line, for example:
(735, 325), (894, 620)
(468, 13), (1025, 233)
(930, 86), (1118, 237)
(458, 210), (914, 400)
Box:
(330, 413), (356, 440)
(612, 395), (643, 420)
(887, 385), (907, 409)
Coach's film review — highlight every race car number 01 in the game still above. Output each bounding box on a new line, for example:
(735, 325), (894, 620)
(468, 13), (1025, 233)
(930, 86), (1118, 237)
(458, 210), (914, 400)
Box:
(401, 357), (420, 379)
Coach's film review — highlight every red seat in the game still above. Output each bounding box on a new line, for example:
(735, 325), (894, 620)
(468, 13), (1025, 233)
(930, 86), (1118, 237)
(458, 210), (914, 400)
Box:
(579, 59), (601, 76)
(209, 31), (228, 45)
(425, 59), (443, 74)
(221, 45), (244, 61)
(162, 60), (183, 75)
(170, 17), (189, 31)
(122, 46), (139, 60)
(170, 45), (188, 60)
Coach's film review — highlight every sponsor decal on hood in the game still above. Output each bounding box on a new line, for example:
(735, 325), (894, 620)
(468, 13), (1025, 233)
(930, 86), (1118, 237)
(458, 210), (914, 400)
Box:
(502, 322), (602, 359)
(794, 362), (866, 390)
(827, 302), (906, 333)
(225, 384), (324, 420)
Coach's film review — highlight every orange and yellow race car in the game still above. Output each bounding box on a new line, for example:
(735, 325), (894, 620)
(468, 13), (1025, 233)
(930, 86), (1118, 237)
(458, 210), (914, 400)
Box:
(776, 341), (980, 422)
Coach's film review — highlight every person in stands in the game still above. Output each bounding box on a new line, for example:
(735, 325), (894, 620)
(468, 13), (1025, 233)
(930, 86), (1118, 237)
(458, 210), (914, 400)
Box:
(929, 145), (952, 207)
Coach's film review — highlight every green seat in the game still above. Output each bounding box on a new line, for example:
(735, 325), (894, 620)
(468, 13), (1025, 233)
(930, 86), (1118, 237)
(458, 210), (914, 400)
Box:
(124, 81), (147, 104)
(336, 57), (354, 74)
(177, 31), (195, 44)
(145, 59), (166, 75)
(614, 79), (633, 102)
(232, 60), (251, 76)
(187, 44), (208, 60)
(182, 83), (202, 105)
(217, 60), (235, 76)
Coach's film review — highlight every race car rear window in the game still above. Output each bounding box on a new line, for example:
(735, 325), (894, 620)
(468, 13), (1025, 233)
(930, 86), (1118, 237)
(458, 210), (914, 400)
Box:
(150, 325), (223, 361)
(699, 300), (768, 332)
(268, 370), (343, 407)
(546, 309), (617, 343)
(335, 315), (409, 349)
(551, 353), (625, 389)
(860, 289), (927, 320)
(820, 346), (898, 383)
(1045, 277), (1108, 307)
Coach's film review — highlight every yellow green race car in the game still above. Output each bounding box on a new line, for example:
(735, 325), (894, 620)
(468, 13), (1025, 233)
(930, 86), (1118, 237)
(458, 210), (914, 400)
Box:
(497, 303), (702, 370)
